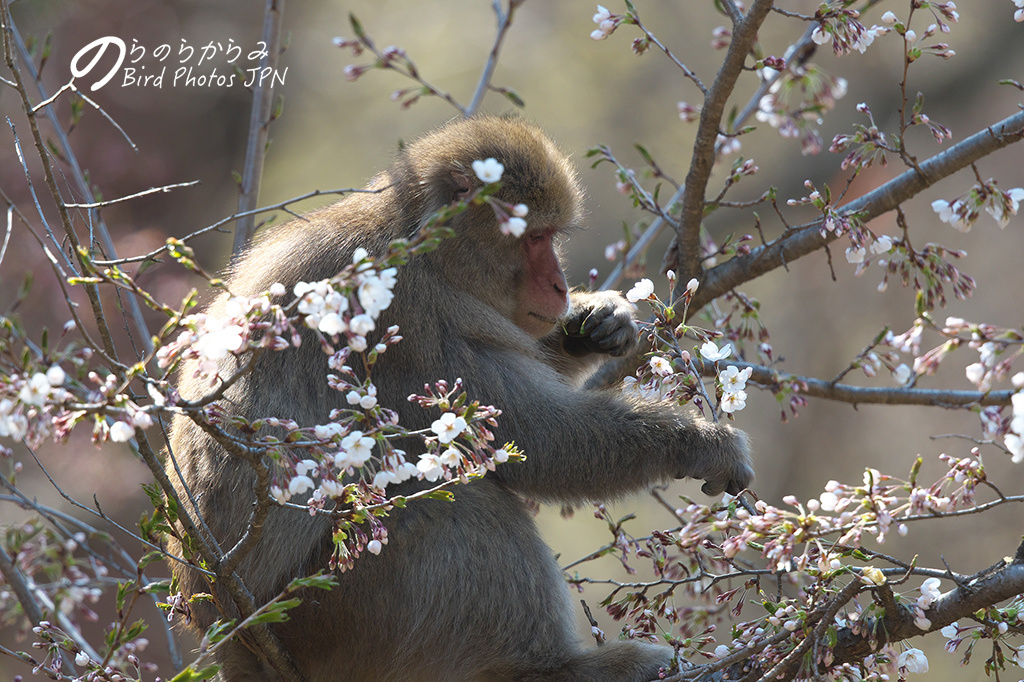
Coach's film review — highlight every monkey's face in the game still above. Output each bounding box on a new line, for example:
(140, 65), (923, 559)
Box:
(513, 227), (569, 337)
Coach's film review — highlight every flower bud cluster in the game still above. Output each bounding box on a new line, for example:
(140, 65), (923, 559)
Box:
(931, 181), (1024, 232)
(811, 8), (891, 56)
(589, 5), (622, 41)
(755, 65), (847, 155)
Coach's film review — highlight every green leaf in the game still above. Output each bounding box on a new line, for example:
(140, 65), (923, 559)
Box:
(349, 13), (365, 39)
(499, 87), (525, 109)
(203, 619), (236, 646)
(170, 665), (221, 682)
(287, 573), (337, 592)
(249, 598), (303, 625)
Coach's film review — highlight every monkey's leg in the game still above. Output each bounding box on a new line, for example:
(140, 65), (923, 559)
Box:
(491, 640), (673, 682)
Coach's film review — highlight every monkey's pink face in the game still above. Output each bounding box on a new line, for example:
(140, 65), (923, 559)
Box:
(514, 228), (569, 338)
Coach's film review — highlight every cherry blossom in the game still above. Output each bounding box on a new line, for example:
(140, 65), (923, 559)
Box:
(438, 447), (460, 468)
(318, 312), (347, 337)
(897, 648), (929, 673)
(870, 235), (894, 254)
(917, 577), (944, 609)
(337, 431), (375, 468)
(625, 278), (655, 303)
(431, 412), (468, 444)
(109, 421), (135, 443)
(719, 365), (752, 394)
(590, 5), (618, 40)
(417, 453), (444, 481)
(720, 390), (747, 413)
(649, 356), (672, 376)
(699, 341), (732, 362)
(45, 365), (66, 386)
(845, 246), (866, 264)
(287, 475), (315, 497)
(891, 364), (912, 385)
(1005, 433), (1024, 463)
(357, 270), (397, 318)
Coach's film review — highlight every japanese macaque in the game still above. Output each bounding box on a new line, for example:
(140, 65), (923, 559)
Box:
(165, 117), (753, 681)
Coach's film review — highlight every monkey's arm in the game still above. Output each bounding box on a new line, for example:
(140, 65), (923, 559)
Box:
(541, 290), (640, 383)
(475, 350), (753, 501)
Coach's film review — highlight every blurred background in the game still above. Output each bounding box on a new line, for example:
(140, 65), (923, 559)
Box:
(2, 0), (1023, 678)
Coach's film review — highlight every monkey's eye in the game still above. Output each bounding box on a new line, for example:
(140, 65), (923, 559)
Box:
(528, 233), (545, 245)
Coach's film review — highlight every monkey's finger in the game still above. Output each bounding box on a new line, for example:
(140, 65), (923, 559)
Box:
(701, 479), (726, 496)
(588, 319), (639, 355)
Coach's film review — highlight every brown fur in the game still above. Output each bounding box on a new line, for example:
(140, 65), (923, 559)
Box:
(165, 117), (753, 681)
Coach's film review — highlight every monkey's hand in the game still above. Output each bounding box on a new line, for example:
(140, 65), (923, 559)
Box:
(561, 291), (639, 358)
(674, 420), (754, 497)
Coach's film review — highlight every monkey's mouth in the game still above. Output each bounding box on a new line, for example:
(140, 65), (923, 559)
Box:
(528, 312), (559, 325)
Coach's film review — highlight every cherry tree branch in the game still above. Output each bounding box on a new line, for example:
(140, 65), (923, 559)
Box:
(694, 109), (1024, 309)
(676, 0), (775, 283)
(465, 0), (523, 116)
(233, 0), (286, 254)
(722, 359), (1017, 407)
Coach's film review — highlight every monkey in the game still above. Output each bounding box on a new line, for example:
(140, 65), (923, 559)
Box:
(164, 116), (754, 682)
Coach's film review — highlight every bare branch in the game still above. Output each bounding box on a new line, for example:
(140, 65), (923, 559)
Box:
(465, 0), (521, 116)
(233, 0), (286, 254)
(7, 19), (153, 354)
(63, 181), (200, 209)
(0, 544), (76, 676)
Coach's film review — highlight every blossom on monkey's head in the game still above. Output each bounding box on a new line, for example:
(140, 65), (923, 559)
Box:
(472, 158), (504, 184)
(504, 217), (527, 238)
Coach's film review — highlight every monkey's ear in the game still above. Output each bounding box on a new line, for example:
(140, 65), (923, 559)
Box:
(451, 171), (473, 202)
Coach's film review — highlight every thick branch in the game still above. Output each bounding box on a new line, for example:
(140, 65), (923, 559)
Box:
(724, 360), (1016, 407)
(694, 109), (1024, 309)
(831, 561), (1024, 668)
(677, 0), (775, 282)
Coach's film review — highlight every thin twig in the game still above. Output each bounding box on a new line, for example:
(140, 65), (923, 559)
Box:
(465, 0), (522, 116)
